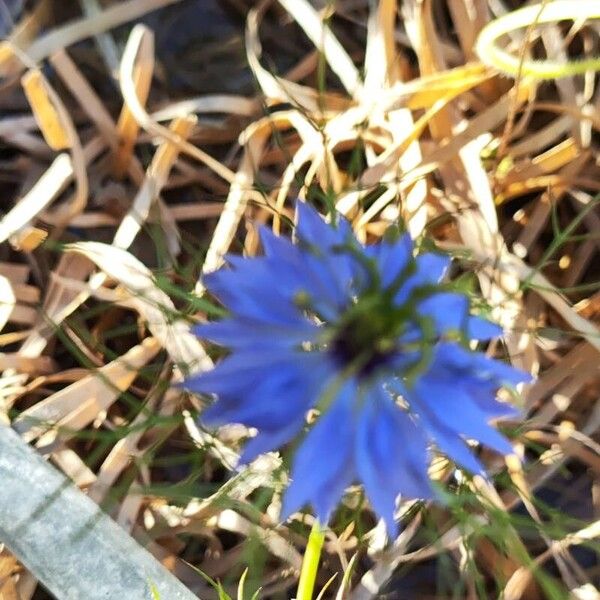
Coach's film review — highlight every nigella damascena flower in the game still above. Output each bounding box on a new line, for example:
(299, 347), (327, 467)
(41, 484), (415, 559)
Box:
(184, 202), (532, 535)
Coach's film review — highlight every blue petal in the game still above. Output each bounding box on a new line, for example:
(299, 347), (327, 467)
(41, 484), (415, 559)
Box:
(204, 267), (301, 325)
(376, 234), (413, 290)
(396, 325), (422, 344)
(415, 377), (514, 456)
(201, 369), (306, 428)
(466, 316), (503, 340)
(198, 352), (334, 429)
(259, 226), (317, 293)
(260, 205), (362, 315)
(295, 203), (360, 304)
(415, 252), (452, 282)
(195, 318), (319, 350)
(334, 213), (355, 242)
(301, 252), (352, 314)
(259, 225), (293, 258)
(395, 253), (451, 305)
(184, 350), (298, 396)
(281, 379), (357, 522)
(393, 380), (485, 475)
(434, 343), (533, 387)
(261, 226), (352, 318)
(295, 201), (349, 249)
(238, 421), (305, 465)
(460, 379), (521, 419)
(417, 292), (469, 335)
(427, 427), (486, 475)
(356, 386), (434, 536)
(386, 349), (423, 372)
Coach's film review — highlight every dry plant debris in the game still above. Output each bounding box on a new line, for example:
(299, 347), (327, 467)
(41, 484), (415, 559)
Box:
(0, 0), (599, 598)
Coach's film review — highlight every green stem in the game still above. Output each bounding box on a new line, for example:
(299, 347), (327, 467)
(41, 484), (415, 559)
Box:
(476, 1), (600, 79)
(296, 522), (325, 600)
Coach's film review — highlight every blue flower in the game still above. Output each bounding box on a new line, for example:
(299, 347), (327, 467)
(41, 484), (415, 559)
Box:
(184, 202), (532, 535)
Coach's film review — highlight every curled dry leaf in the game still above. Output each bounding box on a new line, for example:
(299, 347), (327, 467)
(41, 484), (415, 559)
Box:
(0, 153), (72, 246)
(21, 67), (88, 226)
(0, 276), (16, 334)
(0, 0), (184, 76)
(13, 336), (161, 442)
(67, 241), (211, 375)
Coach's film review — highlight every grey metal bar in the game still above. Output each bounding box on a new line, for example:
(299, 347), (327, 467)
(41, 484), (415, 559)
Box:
(0, 424), (198, 600)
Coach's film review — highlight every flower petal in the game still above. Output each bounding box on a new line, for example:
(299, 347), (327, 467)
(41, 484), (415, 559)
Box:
(356, 385), (434, 536)
(259, 225), (293, 259)
(238, 420), (305, 465)
(417, 292), (469, 335)
(260, 225), (351, 318)
(395, 253), (451, 305)
(184, 350), (298, 397)
(435, 343), (533, 386)
(204, 266), (301, 325)
(295, 201), (349, 249)
(410, 375), (513, 458)
(281, 379), (356, 522)
(466, 315), (503, 340)
(198, 352), (334, 429)
(365, 234), (413, 290)
(195, 318), (319, 350)
(296, 203), (361, 302)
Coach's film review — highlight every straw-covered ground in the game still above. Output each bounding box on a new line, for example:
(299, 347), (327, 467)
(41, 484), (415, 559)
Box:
(0, 0), (599, 598)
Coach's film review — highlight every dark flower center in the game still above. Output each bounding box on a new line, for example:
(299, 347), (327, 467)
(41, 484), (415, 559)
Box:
(330, 298), (402, 377)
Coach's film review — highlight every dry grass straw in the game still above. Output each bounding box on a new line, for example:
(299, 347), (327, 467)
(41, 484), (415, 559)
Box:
(0, 1), (599, 598)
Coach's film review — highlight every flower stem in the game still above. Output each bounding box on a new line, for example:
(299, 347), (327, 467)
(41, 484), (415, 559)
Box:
(296, 522), (325, 600)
